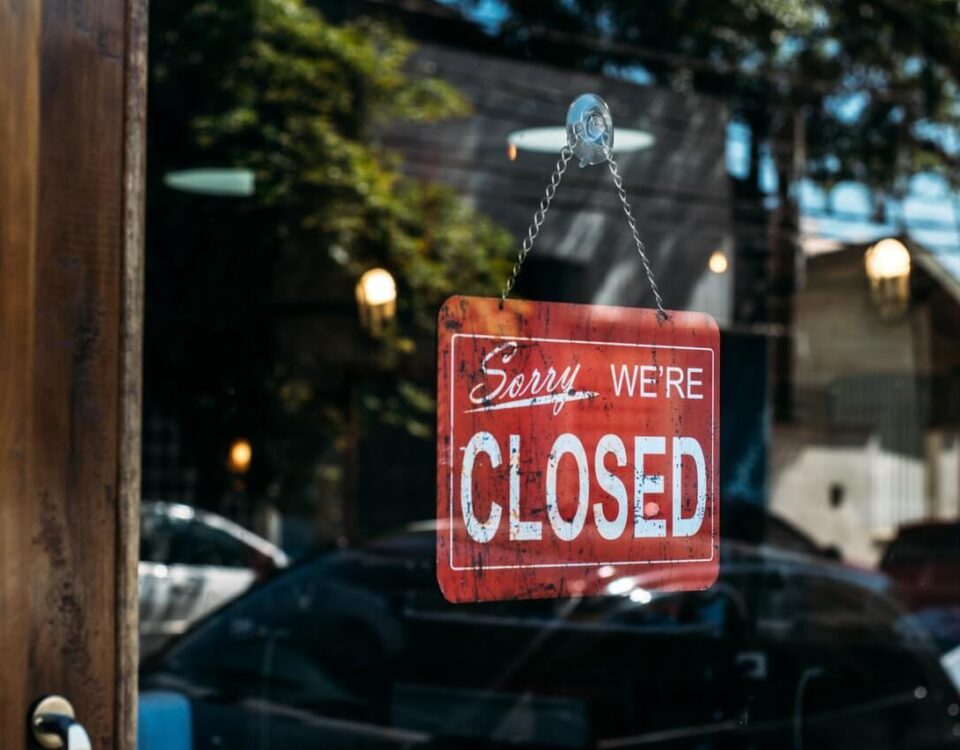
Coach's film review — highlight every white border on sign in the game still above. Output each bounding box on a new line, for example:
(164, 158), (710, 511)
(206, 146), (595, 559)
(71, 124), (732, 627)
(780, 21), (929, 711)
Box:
(448, 333), (716, 572)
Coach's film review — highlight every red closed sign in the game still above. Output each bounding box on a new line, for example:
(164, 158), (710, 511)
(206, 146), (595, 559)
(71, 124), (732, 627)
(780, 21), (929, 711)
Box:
(437, 297), (720, 603)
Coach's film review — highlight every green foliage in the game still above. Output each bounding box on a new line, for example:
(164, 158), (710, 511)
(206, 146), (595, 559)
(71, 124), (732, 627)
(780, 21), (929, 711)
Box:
(374, 180), (512, 331)
(150, 0), (511, 347)
(146, 0), (513, 505)
(152, 0), (500, 272)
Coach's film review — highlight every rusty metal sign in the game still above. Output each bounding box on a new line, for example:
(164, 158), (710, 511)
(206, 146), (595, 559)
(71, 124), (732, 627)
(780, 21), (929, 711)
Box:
(436, 296), (720, 603)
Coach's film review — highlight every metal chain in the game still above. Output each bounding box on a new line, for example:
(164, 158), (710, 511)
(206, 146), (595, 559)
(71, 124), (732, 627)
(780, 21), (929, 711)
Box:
(500, 145), (667, 320)
(500, 145), (574, 305)
(606, 152), (667, 319)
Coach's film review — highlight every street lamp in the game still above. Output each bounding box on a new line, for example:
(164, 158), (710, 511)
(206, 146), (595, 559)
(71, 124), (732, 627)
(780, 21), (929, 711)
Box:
(227, 438), (252, 474)
(864, 238), (910, 321)
(708, 249), (729, 274)
(355, 267), (397, 337)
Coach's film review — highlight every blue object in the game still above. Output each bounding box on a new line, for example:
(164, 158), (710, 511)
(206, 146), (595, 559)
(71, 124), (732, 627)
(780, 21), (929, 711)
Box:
(138, 691), (192, 750)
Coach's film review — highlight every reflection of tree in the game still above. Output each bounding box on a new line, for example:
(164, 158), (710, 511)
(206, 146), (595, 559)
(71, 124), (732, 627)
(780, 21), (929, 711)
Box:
(145, 0), (511, 515)
(465, 0), (959, 419)
(467, 0), (960, 195)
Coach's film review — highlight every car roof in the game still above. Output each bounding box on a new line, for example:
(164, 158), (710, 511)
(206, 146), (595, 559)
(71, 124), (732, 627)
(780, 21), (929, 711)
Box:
(367, 520), (888, 593)
(141, 500), (289, 566)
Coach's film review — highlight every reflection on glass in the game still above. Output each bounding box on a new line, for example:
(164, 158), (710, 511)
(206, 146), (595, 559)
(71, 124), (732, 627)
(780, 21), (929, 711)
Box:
(139, 0), (960, 747)
(355, 268), (398, 337)
(864, 237), (911, 320)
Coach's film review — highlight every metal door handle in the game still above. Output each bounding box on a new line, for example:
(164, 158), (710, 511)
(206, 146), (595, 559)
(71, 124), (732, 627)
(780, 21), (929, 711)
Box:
(30, 695), (92, 750)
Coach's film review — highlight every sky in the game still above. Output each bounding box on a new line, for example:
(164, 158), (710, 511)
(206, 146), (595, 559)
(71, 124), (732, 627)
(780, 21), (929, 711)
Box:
(726, 123), (960, 278)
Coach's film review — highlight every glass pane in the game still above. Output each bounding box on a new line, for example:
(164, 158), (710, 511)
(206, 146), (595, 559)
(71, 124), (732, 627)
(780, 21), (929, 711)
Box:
(137, 1), (960, 749)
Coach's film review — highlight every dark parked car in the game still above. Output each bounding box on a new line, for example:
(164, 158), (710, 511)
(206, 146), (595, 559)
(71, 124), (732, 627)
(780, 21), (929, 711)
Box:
(881, 522), (960, 655)
(882, 522), (960, 612)
(140, 515), (960, 750)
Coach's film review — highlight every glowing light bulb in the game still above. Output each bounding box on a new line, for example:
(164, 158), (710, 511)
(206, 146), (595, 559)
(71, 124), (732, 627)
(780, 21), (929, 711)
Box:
(864, 238), (911, 321)
(227, 438), (252, 474)
(864, 238), (910, 281)
(357, 268), (396, 306)
(356, 268), (398, 337)
(708, 249), (729, 274)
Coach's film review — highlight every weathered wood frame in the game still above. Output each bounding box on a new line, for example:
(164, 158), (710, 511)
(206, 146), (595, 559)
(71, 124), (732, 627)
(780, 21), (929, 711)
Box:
(0, 0), (146, 746)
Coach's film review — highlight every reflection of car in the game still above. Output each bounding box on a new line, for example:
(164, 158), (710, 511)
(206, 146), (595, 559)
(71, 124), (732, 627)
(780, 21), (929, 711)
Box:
(882, 522), (960, 611)
(721, 501), (842, 559)
(881, 522), (960, 657)
(139, 501), (289, 657)
(140, 520), (960, 749)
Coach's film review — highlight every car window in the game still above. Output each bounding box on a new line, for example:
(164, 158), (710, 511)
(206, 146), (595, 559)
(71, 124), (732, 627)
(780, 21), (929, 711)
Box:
(140, 512), (172, 564)
(167, 519), (253, 568)
(742, 564), (905, 646)
(884, 525), (960, 564)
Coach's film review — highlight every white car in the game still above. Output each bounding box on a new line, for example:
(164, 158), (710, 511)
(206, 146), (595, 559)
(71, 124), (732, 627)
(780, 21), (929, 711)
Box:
(139, 501), (289, 657)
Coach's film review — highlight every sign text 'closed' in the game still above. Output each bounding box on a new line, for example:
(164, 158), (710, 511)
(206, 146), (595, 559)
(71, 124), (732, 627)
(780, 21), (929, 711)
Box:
(437, 297), (719, 603)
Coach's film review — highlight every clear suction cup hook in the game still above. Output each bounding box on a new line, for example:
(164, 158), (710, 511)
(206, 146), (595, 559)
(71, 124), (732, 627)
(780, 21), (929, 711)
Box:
(501, 93), (667, 319)
(566, 93), (614, 167)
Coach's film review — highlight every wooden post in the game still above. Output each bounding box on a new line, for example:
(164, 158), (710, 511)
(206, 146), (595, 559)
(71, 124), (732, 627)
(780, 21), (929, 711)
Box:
(0, 0), (146, 747)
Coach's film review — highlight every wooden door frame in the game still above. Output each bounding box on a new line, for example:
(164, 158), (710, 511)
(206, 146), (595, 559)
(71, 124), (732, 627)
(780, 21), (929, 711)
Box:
(0, 0), (146, 746)
(119, 0), (148, 746)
